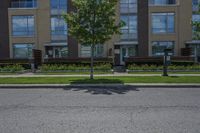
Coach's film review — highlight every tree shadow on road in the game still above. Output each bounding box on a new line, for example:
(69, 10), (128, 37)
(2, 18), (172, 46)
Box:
(62, 78), (139, 95)
(63, 85), (139, 95)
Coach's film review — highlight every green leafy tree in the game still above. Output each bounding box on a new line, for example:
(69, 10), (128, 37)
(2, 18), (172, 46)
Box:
(193, 4), (200, 40)
(63, 0), (124, 79)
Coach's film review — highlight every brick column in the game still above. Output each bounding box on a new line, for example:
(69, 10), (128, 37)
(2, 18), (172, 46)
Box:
(138, 0), (149, 57)
(0, 0), (10, 59)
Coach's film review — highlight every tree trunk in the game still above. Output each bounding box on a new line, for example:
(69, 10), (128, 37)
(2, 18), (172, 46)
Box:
(90, 44), (95, 80)
(90, 0), (96, 80)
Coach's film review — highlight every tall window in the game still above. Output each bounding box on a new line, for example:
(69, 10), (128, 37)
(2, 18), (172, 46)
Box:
(12, 16), (35, 36)
(152, 13), (175, 33)
(51, 0), (67, 12)
(51, 16), (67, 41)
(149, 0), (176, 5)
(120, 0), (138, 41)
(50, 0), (67, 41)
(192, 14), (200, 39)
(80, 44), (104, 57)
(121, 15), (137, 40)
(193, 0), (199, 11)
(13, 44), (33, 58)
(51, 16), (67, 36)
(120, 0), (137, 13)
(46, 46), (68, 58)
(193, 14), (200, 22)
(11, 0), (37, 8)
(152, 41), (174, 56)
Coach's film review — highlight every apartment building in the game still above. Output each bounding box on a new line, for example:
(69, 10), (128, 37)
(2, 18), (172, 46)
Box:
(0, 0), (194, 65)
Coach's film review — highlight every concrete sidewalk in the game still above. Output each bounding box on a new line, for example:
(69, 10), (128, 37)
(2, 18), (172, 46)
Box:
(0, 83), (200, 88)
(0, 73), (200, 78)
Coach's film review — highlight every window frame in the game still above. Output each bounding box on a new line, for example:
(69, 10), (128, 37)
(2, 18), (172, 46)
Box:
(149, 0), (176, 6)
(80, 44), (104, 58)
(151, 12), (175, 34)
(152, 41), (175, 56)
(12, 15), (35, 37)
(13, 43), (34, 59)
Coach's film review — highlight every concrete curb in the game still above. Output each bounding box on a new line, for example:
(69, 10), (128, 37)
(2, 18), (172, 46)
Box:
(0, 83), (200, 88)
(0, 74), (200, 78)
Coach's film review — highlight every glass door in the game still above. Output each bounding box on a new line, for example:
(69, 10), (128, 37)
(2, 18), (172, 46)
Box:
(121, 47), (127, 65)
(120, 46), (136, 65)
(53, 47), (61, 58)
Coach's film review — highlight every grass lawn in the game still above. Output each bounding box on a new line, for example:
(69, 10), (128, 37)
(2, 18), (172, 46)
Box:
(0, 76), (199, 84)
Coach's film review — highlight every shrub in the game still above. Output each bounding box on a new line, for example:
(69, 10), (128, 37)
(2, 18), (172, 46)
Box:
(128, 64), (200, 71)
(171, 61), (195, 66)
(126, 61), (195, 66)
(0, 64), (24, 72)
(39, 63), (112, 72)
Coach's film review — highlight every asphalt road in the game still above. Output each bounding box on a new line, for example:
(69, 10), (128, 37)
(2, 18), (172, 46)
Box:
(0, 86), (200, 133)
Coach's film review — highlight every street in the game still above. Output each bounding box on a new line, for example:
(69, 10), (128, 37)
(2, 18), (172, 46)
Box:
(0, 86), (200, 133)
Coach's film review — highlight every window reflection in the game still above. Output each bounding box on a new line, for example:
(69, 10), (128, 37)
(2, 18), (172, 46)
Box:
(152, 13), (175, 33)
(13, 44), (33, 59)
(152, 41), (174, 56)
(12, 16), (35, 36)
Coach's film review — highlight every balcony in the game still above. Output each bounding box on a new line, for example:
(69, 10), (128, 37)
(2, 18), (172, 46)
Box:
(11, 0), (37, 8)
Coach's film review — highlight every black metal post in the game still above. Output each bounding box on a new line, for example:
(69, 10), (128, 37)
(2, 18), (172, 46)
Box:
(163, 55), (168, 76)
(162, 49), (171, 77)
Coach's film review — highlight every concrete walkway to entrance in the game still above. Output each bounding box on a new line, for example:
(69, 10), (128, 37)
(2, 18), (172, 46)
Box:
(0, 72), (200, 78)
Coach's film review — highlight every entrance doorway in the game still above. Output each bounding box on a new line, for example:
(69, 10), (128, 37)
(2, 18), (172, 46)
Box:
(45, 46), (68, 58)
(120, 46), (137, 65)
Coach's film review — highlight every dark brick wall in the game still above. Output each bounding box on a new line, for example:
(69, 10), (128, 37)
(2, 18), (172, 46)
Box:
(138, 0), (149, 57)
(0, 0), (10, 59)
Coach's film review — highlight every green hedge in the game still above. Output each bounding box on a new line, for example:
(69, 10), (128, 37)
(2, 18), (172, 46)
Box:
(0, 64), (25, 72)
(126, 61), (195, 66)
(44, 61), (113, 65)
(171, 61), (195, 66)
(0, 63), (31, 69)
(39, 63), (112, 72)
(128, 64), (200, 71)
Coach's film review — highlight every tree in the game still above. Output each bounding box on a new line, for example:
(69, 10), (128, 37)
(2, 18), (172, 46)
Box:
(63, 0), (124, 79)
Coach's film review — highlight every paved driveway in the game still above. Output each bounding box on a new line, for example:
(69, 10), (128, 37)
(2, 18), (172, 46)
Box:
(0, 86), (200, 133)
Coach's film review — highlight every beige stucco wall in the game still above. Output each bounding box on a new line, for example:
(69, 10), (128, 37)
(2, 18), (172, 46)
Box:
(149, 0), (192, 56)
(8, 9), (37, 58)
(8, 0), (51, 58)
(104, 1), (121, 57)
(36, 0), (51, 56)
(178, 0), (192, 55)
